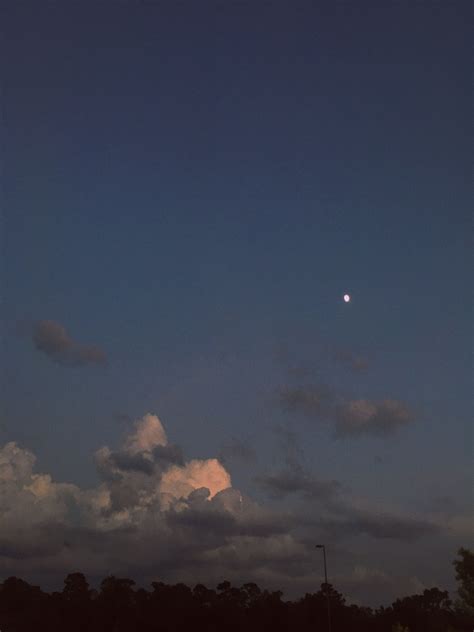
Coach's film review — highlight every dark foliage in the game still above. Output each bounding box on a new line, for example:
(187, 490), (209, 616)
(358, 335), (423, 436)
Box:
(0, 551), (473, 632)
(454, 547), (474, 615)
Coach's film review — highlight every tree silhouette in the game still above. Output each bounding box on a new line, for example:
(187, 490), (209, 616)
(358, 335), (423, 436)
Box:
(63, 571), (93, 603)
(0, 577), (46, 631)
(454, 548), (474, 613)
(56, 572), (95, 630)
(0, 549), (472, 631)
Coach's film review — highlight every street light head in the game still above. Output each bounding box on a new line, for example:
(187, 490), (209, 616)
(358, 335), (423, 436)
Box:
(316, 544), (324, 548)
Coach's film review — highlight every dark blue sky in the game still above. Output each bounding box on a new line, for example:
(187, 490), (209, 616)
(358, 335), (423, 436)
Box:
(1, 1), (472, 604)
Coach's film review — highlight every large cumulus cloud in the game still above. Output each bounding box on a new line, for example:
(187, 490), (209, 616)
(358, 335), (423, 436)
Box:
(0, 414), (467, 602)
(0, 415), (237, 568)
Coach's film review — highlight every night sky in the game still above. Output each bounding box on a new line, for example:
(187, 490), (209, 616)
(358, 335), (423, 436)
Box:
(2, 1), (472, 605)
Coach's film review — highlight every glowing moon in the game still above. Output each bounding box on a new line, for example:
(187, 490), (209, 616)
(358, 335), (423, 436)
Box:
(343, 294), (351, 303)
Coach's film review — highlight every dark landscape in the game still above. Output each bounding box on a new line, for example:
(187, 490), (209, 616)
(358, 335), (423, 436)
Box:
(1, 548), (473, 631)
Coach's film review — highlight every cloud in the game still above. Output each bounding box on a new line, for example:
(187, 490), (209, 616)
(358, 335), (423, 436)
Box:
(256, 424), (342, 502)
(97, 444), (184, 480)
(0, 414), (462, 605)
(32, 320), (106, 367)
(274, 339), (369, 377)
(123, 413), (167, 454)
(331, 348), (369, 373)
(256, 469), (341, 501)
(164, 487), (289, 540)
(109, 452), (156, 475)
(279, 383), (414, 437)
(318, 508), (439, 541)
(334, 399), (413, 437)
(160, 459), (231, 500)
(254, 424), (438, 548)
(218, 438), (256, 464)
(278, 384), (335, 418)
(93, 414), (231, 513)
(254, 429), (437, 545)
(0, 441), (36, 483)
(166, 497), (237, 535)
(254, 466), (437, 544)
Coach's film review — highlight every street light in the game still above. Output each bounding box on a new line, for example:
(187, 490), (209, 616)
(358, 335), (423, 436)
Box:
(316, 544), (331, 632)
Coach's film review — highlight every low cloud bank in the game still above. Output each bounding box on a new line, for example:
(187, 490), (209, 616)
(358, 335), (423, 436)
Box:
(0, 414), (464, 602)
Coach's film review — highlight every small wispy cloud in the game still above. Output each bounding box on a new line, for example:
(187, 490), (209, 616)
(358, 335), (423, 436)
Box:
(278, 383), (335, 418)
(279, 384), (414, 438)
(218, 438), (257, 465)
(32, 320), (107, 367)
(334, 399), (413, 437)
(256, 469), (342, 501)
(330, 347), (369, 373)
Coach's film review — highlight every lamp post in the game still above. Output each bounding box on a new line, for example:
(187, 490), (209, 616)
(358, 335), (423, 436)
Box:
(316, 544), (331, 632)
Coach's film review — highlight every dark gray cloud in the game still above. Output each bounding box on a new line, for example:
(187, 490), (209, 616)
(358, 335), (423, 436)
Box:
(166, 488), (293, 541)
(32, 320), (106, 367)
(218, 438), (256, 465)
(256, 469), (341, 501)
(102, 444), (185, 478)
(166, 502), (237, 536)
(261, 423), (347, 504)
(255, 430), (435, 544)
(0, 529), (63, 560)
(318, 510), (440, 541)
(351, 512), (439, 540)
(279, 383), (414, 437)
(281, 492), (440, 544)
(107, 480), (142, 512)
(278, 383), (335, 418)
(152, 444), (185, 467)
(111, 451), (155, 475)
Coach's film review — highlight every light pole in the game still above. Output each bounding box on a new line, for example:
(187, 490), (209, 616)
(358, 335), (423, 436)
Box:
(316, 544), (331, 632)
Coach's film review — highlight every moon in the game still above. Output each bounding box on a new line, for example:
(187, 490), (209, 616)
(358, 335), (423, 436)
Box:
(343, 294), (351, 303)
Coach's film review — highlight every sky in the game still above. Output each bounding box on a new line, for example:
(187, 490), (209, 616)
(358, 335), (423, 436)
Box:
(1, 1), (472, 606)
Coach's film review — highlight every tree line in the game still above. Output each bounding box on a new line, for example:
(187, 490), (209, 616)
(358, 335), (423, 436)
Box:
(0, 548), (472, 631)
